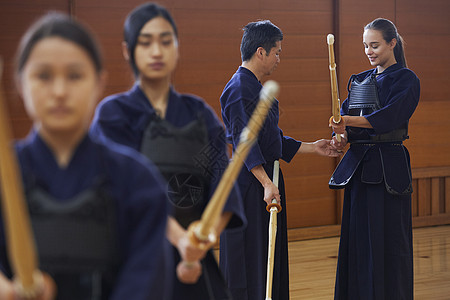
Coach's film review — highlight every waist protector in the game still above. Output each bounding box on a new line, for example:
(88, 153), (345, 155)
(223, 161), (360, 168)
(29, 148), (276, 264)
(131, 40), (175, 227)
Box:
(347, 74), (408, 143)
(140, 116), (210, 228)
(27, 184), (119, 275)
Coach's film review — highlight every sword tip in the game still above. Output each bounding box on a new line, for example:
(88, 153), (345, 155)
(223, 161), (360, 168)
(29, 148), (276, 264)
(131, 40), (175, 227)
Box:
(261, 80), (279, 101)
(327, 34), (335, 45)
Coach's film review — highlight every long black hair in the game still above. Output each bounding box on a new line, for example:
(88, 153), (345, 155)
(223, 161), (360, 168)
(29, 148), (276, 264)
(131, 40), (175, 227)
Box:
(364, 18), (407, 67)
(123, 2), (178, 77)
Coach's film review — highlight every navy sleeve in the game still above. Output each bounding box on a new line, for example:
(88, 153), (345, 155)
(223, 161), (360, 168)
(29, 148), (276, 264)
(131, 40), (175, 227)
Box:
(366, 70), (420, 134)
(91, 100), (142, 151)
(281, 132), (302, 163)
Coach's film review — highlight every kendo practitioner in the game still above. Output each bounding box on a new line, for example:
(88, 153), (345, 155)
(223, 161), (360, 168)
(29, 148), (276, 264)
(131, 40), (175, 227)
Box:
(219, 20), (339, 300)
(0, 13), (172, 300)
(90, 3), (245, 300)
(329, 18), (420, 300)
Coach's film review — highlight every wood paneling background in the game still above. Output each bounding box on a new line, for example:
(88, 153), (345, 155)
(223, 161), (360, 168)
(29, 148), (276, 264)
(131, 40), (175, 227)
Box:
(1, 0), (449, 240)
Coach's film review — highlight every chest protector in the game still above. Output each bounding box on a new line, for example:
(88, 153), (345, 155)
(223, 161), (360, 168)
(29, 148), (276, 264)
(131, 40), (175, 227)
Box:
(347, 74), (409, 143)
(27, 178), (119, 300)
(140, 115), (210, 228)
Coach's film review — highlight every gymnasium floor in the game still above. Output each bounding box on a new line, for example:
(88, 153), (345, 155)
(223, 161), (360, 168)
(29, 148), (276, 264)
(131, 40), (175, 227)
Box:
(289, 225), (450, 299)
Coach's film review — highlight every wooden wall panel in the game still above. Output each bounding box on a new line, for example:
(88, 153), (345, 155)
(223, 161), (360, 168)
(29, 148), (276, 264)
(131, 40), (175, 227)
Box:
(412, 167), (450, 227)
(280, 156), (335, 178)
(286, 196), (337, 228)
(446, 178), (450, 214)
(171, 0), (259, 10)
(418, 179), (431, 217)
(397, 0), (450, 107)
(412, 179), (418, 217)
(405, 101), (450, 168)
(440, 178), (445, 213)
(73, 0), (141, 97)
(1, 0), (449, 238)
(278, 83), (331, 108)
(396, 0), (450, 186)
(431, 178), (441, 215)
(337, 0), (394, 101)
(0, 0), (69, 138)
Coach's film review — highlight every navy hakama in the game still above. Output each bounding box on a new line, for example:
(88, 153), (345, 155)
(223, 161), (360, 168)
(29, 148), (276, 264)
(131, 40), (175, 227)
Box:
(330, 63), (420, 300)
(219, 67), (301, 300)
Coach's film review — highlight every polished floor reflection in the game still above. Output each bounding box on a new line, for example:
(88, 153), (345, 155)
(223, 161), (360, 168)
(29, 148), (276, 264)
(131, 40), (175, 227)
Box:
(289, 225), (450, 299)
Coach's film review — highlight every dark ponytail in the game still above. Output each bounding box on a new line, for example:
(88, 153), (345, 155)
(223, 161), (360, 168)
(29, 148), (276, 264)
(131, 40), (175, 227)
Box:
(365, 18), (407, 68)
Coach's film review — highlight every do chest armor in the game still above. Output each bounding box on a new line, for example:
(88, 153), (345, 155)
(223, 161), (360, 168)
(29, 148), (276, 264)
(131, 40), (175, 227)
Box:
(346, 74), (408, 143)
(140, 115), (210, 228)
(27, 179), (119, 300)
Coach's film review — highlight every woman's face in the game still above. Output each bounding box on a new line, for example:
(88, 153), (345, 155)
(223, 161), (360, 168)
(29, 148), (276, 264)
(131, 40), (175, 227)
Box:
(363, 29), (396, 72)
(20, 37), (102, 136)
(133, 16), (179, 81)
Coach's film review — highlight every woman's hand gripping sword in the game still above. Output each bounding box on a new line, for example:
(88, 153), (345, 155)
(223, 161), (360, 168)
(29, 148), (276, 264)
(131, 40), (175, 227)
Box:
(0, 59), (55, 299)
(327, 34), (343, 142)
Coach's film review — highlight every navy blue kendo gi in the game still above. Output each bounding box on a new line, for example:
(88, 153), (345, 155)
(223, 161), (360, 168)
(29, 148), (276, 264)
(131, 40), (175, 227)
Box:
(0, 131), (172, 300)
(219, 66), (302, 300)
(330, 63), (420, 300)
(91, 84), (245, 300)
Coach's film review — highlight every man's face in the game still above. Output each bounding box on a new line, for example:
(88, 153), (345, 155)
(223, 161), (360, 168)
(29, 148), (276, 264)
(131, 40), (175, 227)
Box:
(264, 41), (281, 75)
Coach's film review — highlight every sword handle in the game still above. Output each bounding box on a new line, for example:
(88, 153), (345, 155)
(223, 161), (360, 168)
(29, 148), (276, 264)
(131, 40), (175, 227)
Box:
(266, 160), (281, 212)
(265, 160), (280, 300)
(327, 34), (342, 142)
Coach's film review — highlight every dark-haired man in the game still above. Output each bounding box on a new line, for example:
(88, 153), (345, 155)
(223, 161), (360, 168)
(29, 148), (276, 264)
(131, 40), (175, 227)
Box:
(219, 20), (338, 300)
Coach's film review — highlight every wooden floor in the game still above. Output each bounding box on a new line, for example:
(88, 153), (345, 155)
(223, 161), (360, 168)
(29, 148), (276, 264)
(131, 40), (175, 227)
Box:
(289, 225), (450, 299)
